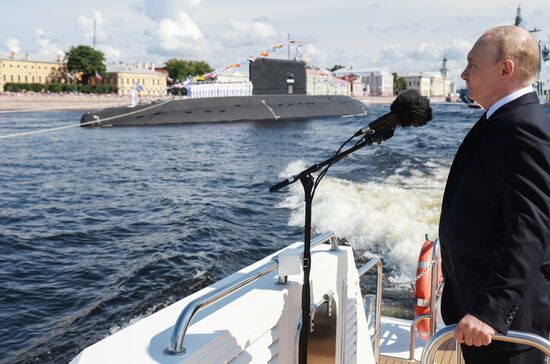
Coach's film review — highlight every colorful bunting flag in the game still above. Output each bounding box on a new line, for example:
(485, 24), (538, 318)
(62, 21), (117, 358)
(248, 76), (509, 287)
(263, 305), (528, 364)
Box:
(183, 39), (304, 83)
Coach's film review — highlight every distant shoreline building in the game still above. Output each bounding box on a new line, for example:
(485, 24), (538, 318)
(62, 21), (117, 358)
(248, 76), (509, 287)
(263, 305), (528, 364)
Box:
(0, 53), (168, 96)
(403, 56), (452, 97)
(90, 62), (167, 96)
(0, 52), (66, 92)
(402, 73), (451, 97)
(307, 68), (352, 96)
(332, 68), (394, 97)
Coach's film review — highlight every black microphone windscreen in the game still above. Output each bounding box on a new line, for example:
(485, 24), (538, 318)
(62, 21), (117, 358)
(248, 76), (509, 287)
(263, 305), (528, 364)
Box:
(390, 89), (433, 128)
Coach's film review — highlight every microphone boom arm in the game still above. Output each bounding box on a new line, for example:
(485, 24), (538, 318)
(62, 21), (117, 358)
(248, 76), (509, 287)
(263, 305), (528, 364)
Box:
(269, 127), (394, 192)
(268, 125), (394, 364)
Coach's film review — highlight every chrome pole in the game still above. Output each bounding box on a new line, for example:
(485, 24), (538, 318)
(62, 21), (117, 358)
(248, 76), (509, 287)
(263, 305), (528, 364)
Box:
(357, 258), (382, 362)
(409, 314), (430, 360)
(429, 239), (440, 336)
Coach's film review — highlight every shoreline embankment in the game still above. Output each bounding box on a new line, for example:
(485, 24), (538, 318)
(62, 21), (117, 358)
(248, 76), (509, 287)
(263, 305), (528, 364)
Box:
(0, 93), (167, 112)
(0, 93), (458, 112)
(355, 95), (457, 105)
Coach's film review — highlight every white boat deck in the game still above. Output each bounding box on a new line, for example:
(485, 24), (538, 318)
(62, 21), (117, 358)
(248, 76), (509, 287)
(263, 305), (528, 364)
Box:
(379, 316), (459, 364)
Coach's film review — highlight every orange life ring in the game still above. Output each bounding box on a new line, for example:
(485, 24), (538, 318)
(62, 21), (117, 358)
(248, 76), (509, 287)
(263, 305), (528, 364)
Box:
(414, 238), (443, 339)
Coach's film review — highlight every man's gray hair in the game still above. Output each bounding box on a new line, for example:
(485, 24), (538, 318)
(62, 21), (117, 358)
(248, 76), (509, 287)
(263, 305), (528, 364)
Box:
(483, 25), (539, 83)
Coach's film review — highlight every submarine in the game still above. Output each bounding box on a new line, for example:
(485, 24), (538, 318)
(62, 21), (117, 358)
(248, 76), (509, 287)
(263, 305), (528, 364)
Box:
(80, 58), (367, 127)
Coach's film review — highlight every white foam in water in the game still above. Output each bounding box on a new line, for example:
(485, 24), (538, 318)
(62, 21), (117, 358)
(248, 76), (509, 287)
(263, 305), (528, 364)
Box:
(278, 160), (449, 280)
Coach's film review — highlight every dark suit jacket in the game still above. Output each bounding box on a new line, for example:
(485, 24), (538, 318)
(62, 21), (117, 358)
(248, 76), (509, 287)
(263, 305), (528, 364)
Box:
(439, 92), (550, 341)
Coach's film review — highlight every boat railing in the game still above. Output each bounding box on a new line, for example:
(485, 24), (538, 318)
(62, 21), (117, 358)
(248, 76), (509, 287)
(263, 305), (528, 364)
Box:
(420, 324), (550, 364)
(357, 257), (383, 362)
(166, 231), (338, 355)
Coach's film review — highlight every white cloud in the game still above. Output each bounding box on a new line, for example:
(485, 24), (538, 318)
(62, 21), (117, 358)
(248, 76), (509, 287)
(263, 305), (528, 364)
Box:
(372, 39), (471, 80)
(378, 44), (404, 63)
(302, 44), (327, 65)
(35, 29), (64, 56)
(137, 0), (201, 21)
(136, 0), (210, 58)
(147, 11), (207, 56)
(99, 45), (122, 60)
(221, 19), (277, 45)
(410, 42), (439, 62)
(443, 38), (472, 61)
(3, 38), (21, 53)
(77, 11), (107, 43)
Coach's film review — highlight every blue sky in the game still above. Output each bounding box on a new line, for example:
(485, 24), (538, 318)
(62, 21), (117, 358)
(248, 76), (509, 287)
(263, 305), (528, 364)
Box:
(1, 0), (549, 85)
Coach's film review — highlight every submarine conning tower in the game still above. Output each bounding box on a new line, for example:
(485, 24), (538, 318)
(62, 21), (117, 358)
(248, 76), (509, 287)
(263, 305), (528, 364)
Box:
(250, 58), (307, 95)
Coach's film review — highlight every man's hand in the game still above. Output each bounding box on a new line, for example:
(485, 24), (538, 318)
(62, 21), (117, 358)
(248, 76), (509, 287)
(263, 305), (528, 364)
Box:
(454, 314), (497, 346)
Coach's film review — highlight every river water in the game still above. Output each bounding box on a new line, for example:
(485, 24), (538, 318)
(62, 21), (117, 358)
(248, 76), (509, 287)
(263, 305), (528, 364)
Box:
(0, 103), (505, 363)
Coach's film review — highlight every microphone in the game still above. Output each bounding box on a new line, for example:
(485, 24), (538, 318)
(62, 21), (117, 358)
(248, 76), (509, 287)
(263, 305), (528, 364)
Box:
(355, 89), (433, 137)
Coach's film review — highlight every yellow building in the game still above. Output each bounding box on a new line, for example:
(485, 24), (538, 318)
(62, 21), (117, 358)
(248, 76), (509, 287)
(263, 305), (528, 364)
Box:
(403, 73), (452, 97)
(0, 52), (66, 92)
(91, 62), (167, 96)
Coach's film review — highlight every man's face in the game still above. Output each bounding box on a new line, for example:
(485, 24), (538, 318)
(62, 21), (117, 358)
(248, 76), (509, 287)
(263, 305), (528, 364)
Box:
(461, 39), (502, 109)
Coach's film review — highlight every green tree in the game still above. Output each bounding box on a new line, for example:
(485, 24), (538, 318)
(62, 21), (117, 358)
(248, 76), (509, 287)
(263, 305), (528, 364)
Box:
(329, 64), (345, 72)
(392, 72), (408, 94)
(165, 59), (213, 81)
(65, 45), (106, 84)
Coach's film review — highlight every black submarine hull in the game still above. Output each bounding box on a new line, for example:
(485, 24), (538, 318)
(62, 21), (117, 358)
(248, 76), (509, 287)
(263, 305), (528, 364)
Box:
(80, 95), (367, 127)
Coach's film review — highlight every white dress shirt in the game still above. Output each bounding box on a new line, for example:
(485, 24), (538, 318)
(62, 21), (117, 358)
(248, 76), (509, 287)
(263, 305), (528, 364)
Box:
(486, 85), (533, 119)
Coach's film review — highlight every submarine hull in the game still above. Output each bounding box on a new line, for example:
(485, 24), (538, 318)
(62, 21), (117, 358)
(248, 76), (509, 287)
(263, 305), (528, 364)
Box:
(80, 95), (367, 127)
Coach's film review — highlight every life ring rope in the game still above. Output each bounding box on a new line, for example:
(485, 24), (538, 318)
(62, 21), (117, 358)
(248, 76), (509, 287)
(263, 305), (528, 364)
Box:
(414, 238), (444, 339)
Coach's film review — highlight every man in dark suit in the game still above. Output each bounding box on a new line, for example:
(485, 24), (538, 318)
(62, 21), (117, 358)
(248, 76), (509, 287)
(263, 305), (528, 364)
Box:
(439, 25), (550, 364)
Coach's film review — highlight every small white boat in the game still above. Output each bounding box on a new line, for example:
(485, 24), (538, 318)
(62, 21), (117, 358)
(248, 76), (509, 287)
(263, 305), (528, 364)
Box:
(71, 232), (550, 363)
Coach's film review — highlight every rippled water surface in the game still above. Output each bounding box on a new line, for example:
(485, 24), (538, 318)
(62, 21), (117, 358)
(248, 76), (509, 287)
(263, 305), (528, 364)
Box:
(1, 103), (504, 363)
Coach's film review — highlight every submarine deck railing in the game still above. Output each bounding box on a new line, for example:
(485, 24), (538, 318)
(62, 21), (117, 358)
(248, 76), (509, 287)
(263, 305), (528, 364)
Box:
(421, 324), (550, 364)
(167, 231), (338, 355)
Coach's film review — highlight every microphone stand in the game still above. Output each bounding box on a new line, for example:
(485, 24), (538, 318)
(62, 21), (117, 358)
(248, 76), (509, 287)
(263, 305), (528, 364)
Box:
(269, 126), (395, 364)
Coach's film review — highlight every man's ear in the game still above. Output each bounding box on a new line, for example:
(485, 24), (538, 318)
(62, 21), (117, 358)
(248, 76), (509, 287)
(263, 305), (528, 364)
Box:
(501, 59), (515, 79)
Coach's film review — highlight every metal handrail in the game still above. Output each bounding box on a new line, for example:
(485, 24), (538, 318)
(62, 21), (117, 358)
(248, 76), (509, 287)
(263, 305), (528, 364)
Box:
(420, 324), (550, 364)
(357, 257), (383, 362)
(167, 231), (336, 355)
(429, 239), (440, 336)
(409, 314), (430, 360)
